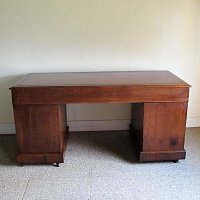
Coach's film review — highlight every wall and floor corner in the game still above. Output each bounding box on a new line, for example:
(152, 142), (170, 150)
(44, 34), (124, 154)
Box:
(0, 0), (200, 134)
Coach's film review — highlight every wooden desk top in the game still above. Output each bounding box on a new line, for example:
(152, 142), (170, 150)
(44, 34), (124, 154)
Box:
(10, 71), (190, 104)
(12, 71), (190, 88)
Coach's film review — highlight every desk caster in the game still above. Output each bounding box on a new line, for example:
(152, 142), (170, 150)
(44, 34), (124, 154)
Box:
(53, 163), (60, 167)
(55, 163), (59, 167)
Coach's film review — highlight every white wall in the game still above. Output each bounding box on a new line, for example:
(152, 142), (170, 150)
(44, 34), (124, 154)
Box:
(0, 0), (200, 128)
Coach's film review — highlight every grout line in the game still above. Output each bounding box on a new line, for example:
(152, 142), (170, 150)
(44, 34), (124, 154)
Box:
(21, 176), (31, 200)
(88, 132), (92, 200)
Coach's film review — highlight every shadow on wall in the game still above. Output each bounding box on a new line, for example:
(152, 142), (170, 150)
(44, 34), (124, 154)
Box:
(0, 74), (24, 123)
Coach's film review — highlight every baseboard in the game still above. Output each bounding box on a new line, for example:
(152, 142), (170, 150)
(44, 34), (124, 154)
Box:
(0, 117), (199, 134)
(68, 119), (131, 132)
(186, 117), (200, 128)
(0, 123), (15, 134)
(0, 120), (130, 134)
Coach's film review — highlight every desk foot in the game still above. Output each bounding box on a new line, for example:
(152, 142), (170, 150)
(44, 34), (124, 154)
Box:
(173, 160), (179, 163)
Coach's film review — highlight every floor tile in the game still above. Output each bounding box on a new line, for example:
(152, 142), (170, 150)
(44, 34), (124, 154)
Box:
(90, 174), (200, 200)
(87, 131), (135, 163)
(90, 176), (139, 200)
(66, 132), (90, 159)
(36, 157), (90, 178)
(0, 174), (29, 200)
(23, 175), (90, 200)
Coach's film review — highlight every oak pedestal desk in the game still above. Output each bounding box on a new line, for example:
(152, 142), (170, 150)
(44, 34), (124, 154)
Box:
(10, 71), (190, 166)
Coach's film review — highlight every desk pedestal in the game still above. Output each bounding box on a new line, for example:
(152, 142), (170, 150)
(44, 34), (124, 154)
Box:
(130, 102), (187, 162)
(13, 104), (68, 164)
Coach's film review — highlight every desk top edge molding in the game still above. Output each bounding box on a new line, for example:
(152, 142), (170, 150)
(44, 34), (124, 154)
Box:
(10, 71), (191, 88)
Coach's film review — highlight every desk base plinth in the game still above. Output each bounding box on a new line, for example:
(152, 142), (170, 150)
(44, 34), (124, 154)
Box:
(17, 153), (64, 164)
(139, 151), (186, 162)
(129, 125), (186, 162)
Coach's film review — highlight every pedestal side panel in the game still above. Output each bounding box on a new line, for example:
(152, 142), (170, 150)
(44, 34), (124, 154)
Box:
(13, 104), (64, 153)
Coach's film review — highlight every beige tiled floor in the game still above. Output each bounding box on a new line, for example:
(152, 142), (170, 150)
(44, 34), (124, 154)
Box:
(0, 128), (200, 200)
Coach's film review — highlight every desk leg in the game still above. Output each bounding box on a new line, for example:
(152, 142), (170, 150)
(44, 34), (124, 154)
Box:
(130, 102), (187, 162)
(13, 104), (68, 164)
